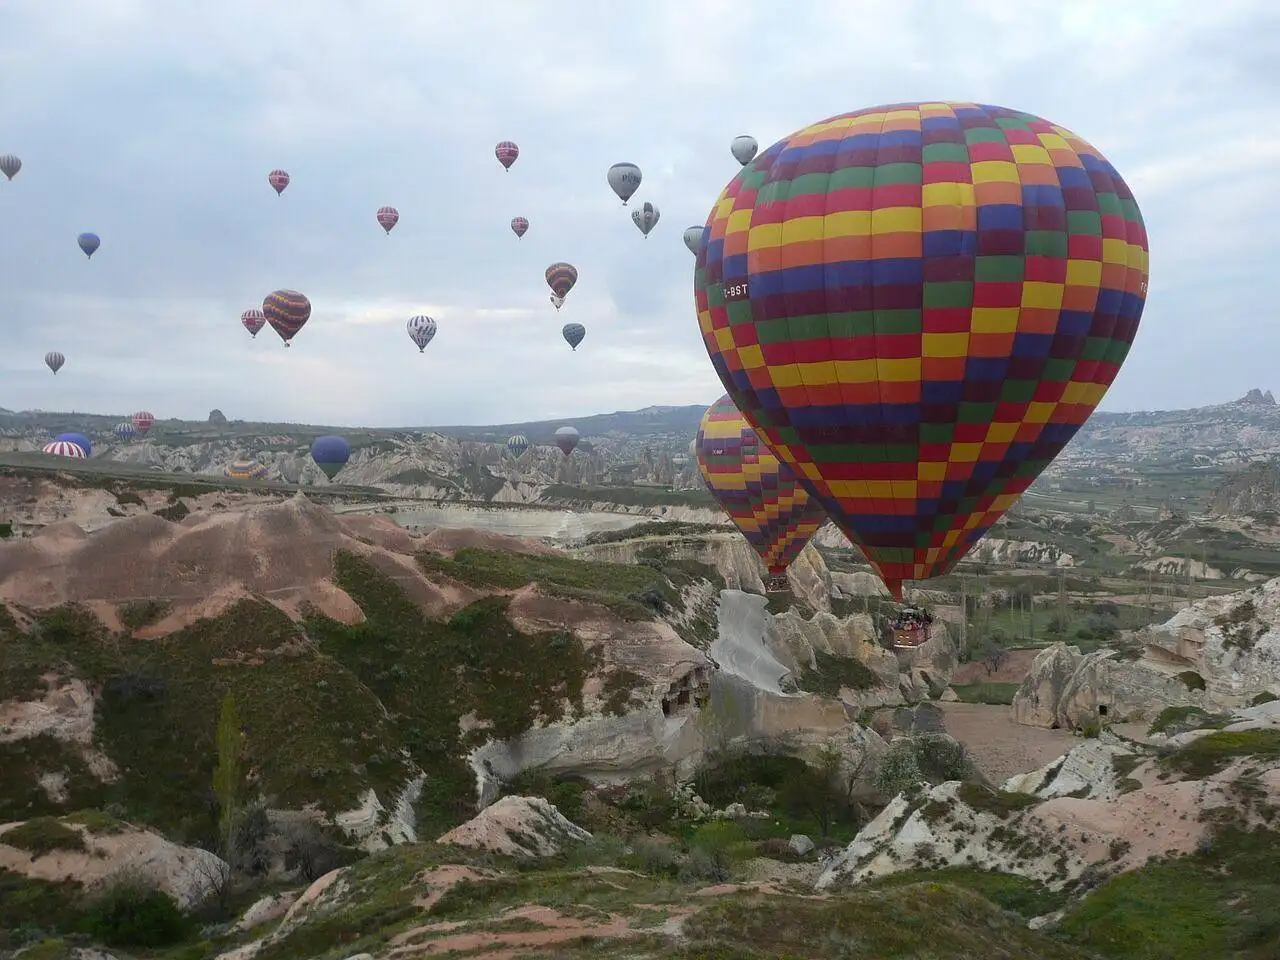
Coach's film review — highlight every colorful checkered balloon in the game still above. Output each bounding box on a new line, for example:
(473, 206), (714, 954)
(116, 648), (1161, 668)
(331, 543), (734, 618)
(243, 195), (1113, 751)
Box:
(695, 102), (1149, 599)
(696, 394), (827, 584)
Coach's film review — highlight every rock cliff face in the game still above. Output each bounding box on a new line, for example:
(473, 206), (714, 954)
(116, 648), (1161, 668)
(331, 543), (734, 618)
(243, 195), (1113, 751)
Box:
(1013, 578), (1280, 729)
(1208, 461), (1280, 517)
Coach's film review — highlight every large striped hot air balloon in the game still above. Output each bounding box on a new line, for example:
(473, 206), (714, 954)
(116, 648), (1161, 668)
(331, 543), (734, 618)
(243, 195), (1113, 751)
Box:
(43, 440), (86, 458)
(263, 290), (311, 347)
(44, 351), (65, 374)
(376, 206), (399, 234)
(114, 421), (136, 441)
(241, 308), (266, 338)
(506, 435), (529, 457)
(695, 395), (827, 591)
(545, 263), (578, 308)
(132, 411), (155, 437)
(695, 102), (1149, 599)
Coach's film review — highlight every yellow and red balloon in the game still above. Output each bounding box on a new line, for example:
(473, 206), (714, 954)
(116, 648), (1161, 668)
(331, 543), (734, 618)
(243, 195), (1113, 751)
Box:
(694, 102), (1149, 598)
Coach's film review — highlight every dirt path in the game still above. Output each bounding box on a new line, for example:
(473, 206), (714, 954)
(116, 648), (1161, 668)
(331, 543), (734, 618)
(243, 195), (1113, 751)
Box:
(937, 702), (1077, 784)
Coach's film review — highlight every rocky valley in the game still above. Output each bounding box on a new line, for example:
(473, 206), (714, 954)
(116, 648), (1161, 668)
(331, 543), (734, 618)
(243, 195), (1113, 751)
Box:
(4, 396), (1280, 958)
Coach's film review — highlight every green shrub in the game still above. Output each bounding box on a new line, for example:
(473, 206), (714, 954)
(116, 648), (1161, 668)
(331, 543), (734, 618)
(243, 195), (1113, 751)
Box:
(80, 880), (193, 948)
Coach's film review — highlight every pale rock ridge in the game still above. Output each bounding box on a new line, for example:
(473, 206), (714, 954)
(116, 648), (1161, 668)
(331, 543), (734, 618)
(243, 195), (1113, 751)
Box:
(436, 795), (591, 858)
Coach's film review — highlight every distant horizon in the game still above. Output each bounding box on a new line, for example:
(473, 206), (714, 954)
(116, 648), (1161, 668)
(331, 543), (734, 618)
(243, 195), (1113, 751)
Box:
(2, 387), (1273, 433)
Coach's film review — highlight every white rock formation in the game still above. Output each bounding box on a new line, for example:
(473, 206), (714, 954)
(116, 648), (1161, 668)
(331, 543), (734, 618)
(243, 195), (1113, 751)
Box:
(436, 795), (591, 857)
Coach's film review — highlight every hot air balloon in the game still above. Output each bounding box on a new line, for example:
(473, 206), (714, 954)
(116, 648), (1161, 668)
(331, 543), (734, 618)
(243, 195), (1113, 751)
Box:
(53, 433), (91, 456)
(607, 162), (642, 205)
(730, 135), (759, 166)
(554, 426), (580, 456)
(511, 216), (529, 238)
(45, 352), (65, 375)
(407, 315), (437, 352)
(696, 395), (827, 590)
(43, 440), (86, 458)
(683, 226), (703, 255)
(631, 201), (660, 239)
(695, 101), (1150, 599)
(506, 435), (529, 457)
(311, 435), (350, 480)
(495, 141), (519, 170)
(545, 262), (578, 306)
(132, 412), (155, 438)
(268, 169), (290, 195)
(0, 155), (21, 181)
(263, 290), (311, 347)
(376, 206), (399, 234)
(225, 459), (268, 480)
(561, 323), (585, 351)
(77, 233), (100, 259)
(241, 308), (266, 338)
(114, 421), (136, 441)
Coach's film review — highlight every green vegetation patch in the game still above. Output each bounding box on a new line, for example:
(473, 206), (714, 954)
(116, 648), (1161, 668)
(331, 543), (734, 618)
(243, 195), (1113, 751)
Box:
(116, 599), (171, 632)
(866, 866), (1067, 919)
(798, 649), (882, 697)
(957, 782), (1042, 818)
(418, 546), (680, 620)
(579, 520), (727, 545)
(680, 885), (1090, 959)
(1056, 825), (1280, 959)
(951, 682), (1020, 705)
(310, 551), (598, 836)
(0, 869), (84, 950)
(0, 734), (107, 822)
(1159, 729), (1280, 780)
(94, 597), (415, 840)
(1, 816), (87, 856)
(1147, 705), (1232, 737)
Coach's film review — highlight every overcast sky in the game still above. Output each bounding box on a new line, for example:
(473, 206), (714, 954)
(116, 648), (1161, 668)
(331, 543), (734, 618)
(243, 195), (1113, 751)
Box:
(1, 1), (1276, 427)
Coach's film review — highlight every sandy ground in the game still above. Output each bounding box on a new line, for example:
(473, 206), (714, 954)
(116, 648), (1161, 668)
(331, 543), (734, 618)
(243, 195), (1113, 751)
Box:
(937, 702), (1078, 784)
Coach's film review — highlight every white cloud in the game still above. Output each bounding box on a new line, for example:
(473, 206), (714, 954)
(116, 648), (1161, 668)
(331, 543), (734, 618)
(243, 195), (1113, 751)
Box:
(0, 0), (1276, 423)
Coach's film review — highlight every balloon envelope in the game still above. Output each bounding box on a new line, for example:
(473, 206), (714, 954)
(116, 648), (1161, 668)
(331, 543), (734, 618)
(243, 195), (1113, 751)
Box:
(43, 440), (86, 458)
(376, 206), (399, 233)
(561, 322), (585, 351)
(554, 426), (580, 456)
(607, 162), (642, 204)
(225, 459), (268, 480)
(695, 102), (1150, 598)
(695, 395), (827, 582)
(53, 433), (91, 456)
(506, 434), (529, 456)
(495, 141), (519, 170)
(241, 309), (266, 337)
(263, 290), (311, 345)
(311, 435), (350, 480)
(730, 135), (759, 166)
(0, 154), (20, 180)
(407, 315), (437, 352)
(44, 351), (64, 374)
(545, 262), (578, 300)
(77, 233), (100, 258)
(631, 201), (660, 238)
(683, 226), (703, 255)
(132, 412), (155, 436)
(114, 421), (136, 440)
(511, 216), (529, 238)
(268, 169), (290, 194)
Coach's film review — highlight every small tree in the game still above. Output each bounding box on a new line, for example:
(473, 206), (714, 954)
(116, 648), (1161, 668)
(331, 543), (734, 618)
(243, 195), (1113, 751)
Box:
(212, 690), (243, 860)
